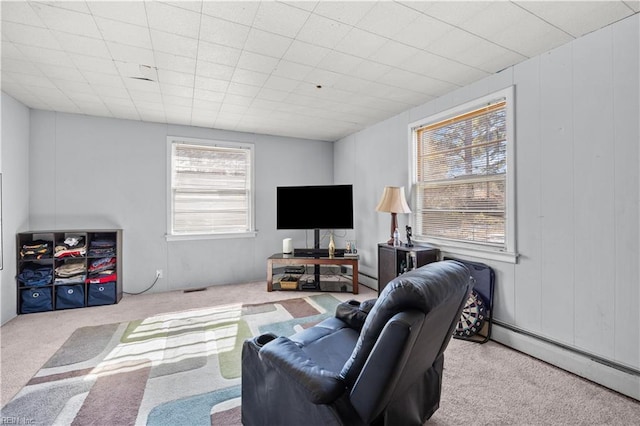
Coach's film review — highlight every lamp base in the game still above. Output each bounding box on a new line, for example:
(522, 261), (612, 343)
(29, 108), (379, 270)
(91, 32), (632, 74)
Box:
(387, 212), (401, 246)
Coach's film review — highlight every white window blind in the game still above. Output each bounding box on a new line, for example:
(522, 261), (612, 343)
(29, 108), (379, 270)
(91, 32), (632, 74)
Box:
(170, 140), (253, 236)
(414, 100), (508, 248)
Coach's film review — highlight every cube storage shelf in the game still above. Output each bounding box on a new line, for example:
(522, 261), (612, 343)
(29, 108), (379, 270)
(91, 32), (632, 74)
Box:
(16, 229), (122, 314)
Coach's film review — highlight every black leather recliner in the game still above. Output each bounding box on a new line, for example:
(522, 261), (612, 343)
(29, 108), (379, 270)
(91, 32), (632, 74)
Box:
(241, 260), (472, 426)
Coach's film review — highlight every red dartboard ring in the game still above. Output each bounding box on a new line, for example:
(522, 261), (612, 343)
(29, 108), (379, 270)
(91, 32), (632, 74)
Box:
(455, 290), (486, 337)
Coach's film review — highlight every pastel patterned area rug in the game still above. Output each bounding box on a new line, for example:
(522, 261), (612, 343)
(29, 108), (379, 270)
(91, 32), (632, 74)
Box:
(1, 294), (342, 425)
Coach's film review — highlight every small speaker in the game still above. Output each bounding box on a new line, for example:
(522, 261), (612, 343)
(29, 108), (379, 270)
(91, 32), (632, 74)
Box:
(283, 238), (293, 254)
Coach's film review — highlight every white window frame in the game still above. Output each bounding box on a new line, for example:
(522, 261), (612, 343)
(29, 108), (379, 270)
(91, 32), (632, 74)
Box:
(409, 87), (517, 263)
(166, 136), (256, 241)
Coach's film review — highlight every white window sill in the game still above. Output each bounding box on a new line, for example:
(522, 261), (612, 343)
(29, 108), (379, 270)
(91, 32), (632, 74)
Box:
(415, 238), (519, 264)
(166, 231), (258, 242)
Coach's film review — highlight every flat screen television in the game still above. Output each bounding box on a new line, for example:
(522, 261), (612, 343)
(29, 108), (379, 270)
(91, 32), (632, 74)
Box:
(276, 184), (354, 231)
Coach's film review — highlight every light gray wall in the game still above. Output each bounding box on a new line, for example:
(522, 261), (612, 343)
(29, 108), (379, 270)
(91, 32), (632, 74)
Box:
(28, 111), (334, 294)
(1, 93), (31, 324)
(334, 111), (413, 282)
(336, 15), (639, 380)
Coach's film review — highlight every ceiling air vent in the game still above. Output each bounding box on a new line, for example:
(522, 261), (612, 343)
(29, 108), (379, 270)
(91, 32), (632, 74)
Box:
(129, 64), (158, 82)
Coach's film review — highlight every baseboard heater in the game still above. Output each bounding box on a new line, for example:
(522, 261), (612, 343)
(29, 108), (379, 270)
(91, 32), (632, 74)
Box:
(372, 273), (638, 378)
(493, 319), (640, 377)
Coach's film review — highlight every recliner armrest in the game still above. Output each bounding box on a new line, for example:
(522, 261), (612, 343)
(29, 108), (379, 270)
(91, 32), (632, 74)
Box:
(335, 299), (376, 331)
(260, 336), (346, 404)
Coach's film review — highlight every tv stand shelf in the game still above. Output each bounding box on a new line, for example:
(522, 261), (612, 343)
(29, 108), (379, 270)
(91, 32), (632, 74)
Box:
(267, 253), (359, 294)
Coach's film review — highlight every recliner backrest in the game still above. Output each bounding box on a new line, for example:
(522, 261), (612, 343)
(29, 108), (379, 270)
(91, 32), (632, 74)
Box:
(349, 309), (426, 423)
(340, 260), (471, 387)
(392, 284), (470, 394)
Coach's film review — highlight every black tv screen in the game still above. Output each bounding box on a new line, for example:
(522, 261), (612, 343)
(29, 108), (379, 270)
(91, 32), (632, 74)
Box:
(277, 185), (354, 230)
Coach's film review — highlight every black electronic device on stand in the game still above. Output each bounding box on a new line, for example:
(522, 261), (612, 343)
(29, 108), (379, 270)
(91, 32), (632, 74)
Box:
(277, 185), (354, 287)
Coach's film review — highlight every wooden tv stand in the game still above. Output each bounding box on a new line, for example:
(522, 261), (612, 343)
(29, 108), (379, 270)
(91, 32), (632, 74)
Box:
(267, 253), (359, 294)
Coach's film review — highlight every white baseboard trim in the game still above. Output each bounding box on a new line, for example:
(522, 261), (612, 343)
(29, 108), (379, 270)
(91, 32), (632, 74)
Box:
(357, 273), (377, 291)
(491, 324), (640, 401)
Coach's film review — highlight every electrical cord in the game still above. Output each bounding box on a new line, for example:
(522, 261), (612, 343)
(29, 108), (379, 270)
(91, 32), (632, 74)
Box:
(124, 273), (160, 295)
(305, 229), (348, 246)
(332, 229), (347, 238)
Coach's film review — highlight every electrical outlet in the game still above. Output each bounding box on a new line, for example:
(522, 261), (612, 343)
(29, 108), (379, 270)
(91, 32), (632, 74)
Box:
(156, 269), (163, 279)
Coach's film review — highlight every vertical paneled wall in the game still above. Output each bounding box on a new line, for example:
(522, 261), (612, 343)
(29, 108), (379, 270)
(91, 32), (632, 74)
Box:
(538, 42), (576, 345)
(0, 93), (31, 324)
(572, 26), (617, 358)
(511, 47), (542, 334)
(611, 16), (640, 366)
(609, 15), (640, 369)
(27, 112), (334, 295)
(336, 15), (639, 371)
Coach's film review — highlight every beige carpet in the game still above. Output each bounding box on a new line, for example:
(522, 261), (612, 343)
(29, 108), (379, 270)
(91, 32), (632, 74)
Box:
(1, 281), (374, 407)
(2, 281), (639, 424)
(1, 293), (348, 425)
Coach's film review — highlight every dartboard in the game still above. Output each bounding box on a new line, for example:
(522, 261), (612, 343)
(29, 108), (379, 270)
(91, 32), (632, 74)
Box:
(455, 290), (486, 337)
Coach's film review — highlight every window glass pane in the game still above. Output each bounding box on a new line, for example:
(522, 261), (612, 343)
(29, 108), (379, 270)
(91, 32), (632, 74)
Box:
(414, 99), (508, 247)
(417, 180), (505, 211)
(170, 140), (252, 235)
(417, 211), (505, 245)
(174, 146), (248, 188)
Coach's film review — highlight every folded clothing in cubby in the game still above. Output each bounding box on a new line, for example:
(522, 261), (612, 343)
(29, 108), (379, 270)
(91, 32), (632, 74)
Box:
(17, 263), (53, 287)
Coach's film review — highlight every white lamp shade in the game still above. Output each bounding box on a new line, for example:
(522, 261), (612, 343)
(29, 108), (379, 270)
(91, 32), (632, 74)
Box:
(376, 186), (411, 214)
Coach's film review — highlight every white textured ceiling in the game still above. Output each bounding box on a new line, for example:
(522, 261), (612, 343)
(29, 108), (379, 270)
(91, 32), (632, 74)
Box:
(1, 1), (638, 141)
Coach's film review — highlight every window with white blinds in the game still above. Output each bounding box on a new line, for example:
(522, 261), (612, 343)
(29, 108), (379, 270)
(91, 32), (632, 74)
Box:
(412, 88), (515, 255)
(169, 138), (254, 237)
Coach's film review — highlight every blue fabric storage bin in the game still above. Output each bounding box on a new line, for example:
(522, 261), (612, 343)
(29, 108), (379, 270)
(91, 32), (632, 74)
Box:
(56, 285), (85, 309)
(87, 282), (116, 306)
(21, 287), (53, 314)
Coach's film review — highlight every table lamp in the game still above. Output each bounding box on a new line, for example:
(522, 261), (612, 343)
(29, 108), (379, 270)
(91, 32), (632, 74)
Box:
(376, 186), (411, 245)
